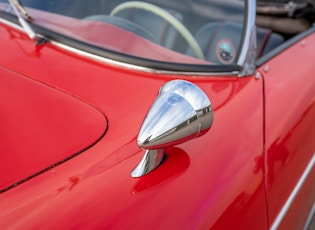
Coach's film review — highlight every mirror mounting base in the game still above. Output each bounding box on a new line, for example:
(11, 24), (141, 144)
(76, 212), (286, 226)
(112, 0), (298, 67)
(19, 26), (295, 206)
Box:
(130, 148), (165, 178)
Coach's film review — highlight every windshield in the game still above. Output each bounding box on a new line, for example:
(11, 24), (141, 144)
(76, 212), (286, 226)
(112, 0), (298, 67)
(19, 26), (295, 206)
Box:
(0, 0), (245, 66)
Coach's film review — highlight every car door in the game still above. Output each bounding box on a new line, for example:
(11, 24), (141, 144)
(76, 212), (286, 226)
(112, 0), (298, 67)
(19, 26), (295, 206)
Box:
(259, 29), (315, 229)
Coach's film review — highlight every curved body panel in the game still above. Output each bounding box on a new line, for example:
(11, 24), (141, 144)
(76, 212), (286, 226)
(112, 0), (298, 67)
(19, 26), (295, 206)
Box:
(0, 65), (107, 191)
(0, 22), (267, 229)
(261, 32), (315, 230)
(0, 0), (314, 229)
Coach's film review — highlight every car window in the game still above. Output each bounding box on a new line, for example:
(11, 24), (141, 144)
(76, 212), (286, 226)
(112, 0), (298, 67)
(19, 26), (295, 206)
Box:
(0, 0), (246, 66)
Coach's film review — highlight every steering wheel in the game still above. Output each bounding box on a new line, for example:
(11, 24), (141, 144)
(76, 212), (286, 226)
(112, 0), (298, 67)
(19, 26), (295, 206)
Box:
(110, 1), (205, 60)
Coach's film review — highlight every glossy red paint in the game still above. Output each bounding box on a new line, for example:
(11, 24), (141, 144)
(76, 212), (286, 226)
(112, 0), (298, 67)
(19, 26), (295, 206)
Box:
(261, 33), (315, 229)
(0, 67), (107, 191)
(0, 22), (268, 229)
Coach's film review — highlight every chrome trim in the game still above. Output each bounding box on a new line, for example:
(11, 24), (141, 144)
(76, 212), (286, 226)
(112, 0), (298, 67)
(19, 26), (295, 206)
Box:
(237, 0), (256, 77)
(50, 41), (239, 77)
(131, 149), (165, 178)
(8, 0), (45, 44)
(131, 80), (213, 177)
(0, 16), (45, 44)
(239, 25), (256, 76)
(0, 16), (23, 31)
(137, 80), (213, 149)
(270, 153), (315, 230)
(304, 202), (315, 230)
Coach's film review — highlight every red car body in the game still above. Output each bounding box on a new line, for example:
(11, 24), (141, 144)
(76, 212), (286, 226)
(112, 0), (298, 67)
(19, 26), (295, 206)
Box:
(0, 0), (314, 229)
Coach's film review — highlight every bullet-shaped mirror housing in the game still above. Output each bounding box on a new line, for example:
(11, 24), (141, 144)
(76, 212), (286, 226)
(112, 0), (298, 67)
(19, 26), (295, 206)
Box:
(131, 80), (213, 177)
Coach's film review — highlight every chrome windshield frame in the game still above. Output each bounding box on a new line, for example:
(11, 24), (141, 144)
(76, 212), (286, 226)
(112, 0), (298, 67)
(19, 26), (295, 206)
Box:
(237, 0), (257, 77)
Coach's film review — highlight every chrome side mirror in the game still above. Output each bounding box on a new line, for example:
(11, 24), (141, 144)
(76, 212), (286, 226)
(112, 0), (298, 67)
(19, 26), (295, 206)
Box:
(131, 80), (213, 177)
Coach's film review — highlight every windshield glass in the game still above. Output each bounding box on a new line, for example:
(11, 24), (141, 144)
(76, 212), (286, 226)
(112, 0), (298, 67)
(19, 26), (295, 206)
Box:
(0, 0), (245, 65)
